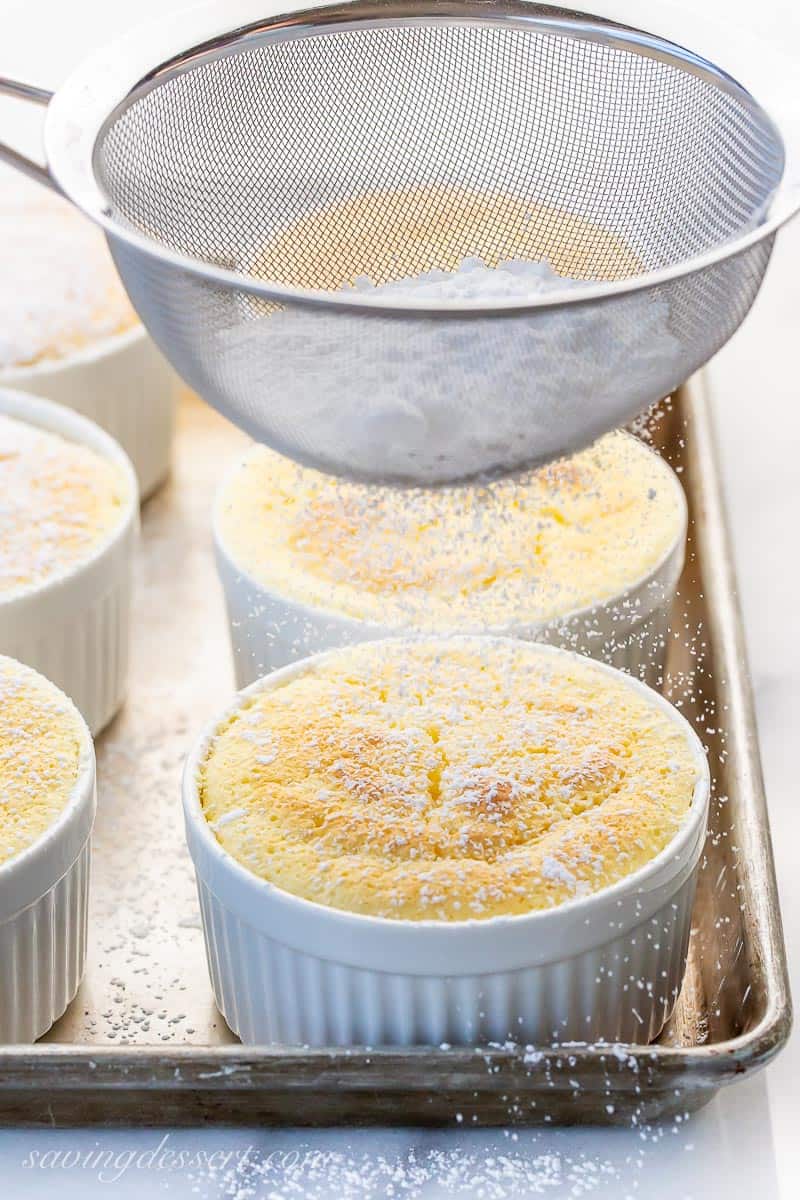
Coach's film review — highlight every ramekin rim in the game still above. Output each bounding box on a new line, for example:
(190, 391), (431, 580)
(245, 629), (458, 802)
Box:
(0, 654), (96, 912)
(0, 387), (139, 612)
(211, 430), (688, 634)
(183, 634), (710, 936)
(0, 322), (145, 383)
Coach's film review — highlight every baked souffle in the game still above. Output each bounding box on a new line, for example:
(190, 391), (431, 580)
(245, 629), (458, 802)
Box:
(0, 412), (128, 597)
(0, 181), (137, 370)
(216, 431), (685, 629)
(0, 655), (86, 868)
(199, 639), (702, 921)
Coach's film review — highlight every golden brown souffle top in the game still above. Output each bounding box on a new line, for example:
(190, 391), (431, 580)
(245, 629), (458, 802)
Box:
(199, 639), (702, 921)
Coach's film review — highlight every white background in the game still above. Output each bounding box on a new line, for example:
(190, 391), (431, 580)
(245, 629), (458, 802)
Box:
(0, 1), (798, 1195)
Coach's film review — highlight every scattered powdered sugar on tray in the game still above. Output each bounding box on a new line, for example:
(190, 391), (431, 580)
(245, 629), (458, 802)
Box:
(217, 256), (683, 483)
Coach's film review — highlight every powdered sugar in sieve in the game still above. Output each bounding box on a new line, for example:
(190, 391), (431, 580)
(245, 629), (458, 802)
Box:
(217, 257), (681, 485)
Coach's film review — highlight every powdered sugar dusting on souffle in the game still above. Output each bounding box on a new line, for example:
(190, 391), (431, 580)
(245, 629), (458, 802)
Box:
(199, 639), (701, 921)
(0, 655), (84, 867)
(0, 412), (128, 597)
(0, 179), (137, 369)
(216, 430), (684, 629)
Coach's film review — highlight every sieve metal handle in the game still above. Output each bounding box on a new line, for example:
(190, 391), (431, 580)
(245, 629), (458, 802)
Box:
(0, 77), (57, 192)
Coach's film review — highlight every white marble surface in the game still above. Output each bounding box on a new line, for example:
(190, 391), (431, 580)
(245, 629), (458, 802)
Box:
(0, 0), (798, 1195)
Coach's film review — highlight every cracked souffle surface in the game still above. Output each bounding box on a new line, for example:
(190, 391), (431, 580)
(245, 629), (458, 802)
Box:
(0, 412), (128, 598)
(216, 430), (684, 629)
(199, 639), (701, 921)
(0, 655), (85, 868)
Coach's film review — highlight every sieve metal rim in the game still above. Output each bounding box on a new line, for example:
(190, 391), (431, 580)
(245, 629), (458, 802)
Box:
(40, 0), (800, 316)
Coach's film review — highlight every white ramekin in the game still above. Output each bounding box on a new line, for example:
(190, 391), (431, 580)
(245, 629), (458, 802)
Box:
(0, 388), (139, 735)
(183, 638), (710, 1048)
(0, 325), (177, 500)
(0, 657), (96, 1043)
(214, 444), (687, 691)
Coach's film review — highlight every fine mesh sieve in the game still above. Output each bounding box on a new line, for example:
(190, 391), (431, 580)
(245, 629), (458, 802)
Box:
(1, 1), (798, 484)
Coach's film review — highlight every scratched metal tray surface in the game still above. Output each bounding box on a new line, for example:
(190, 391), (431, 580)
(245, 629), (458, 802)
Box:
(0, 377), (790, 1126)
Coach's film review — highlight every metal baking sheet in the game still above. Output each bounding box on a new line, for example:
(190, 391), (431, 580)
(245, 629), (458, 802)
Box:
(0, 377), (790, 1125)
